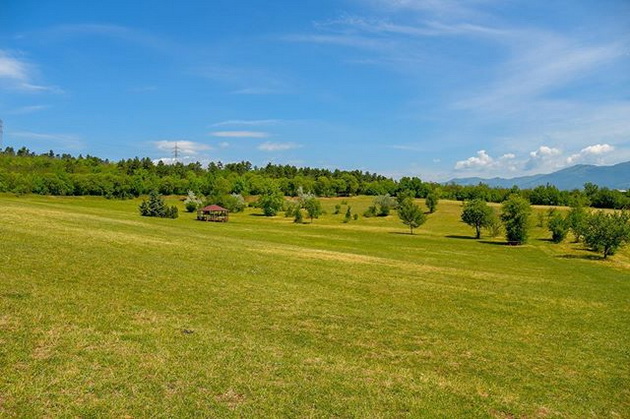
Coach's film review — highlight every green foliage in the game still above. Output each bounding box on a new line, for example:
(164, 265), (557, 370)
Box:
(183, 190), (203, 212)
(293, 208), (304, 223)
(218, 193), (246, 213)
(303, 196), (322, 223)
(139, 191), (178, 219)
(353, 213), (359, 220)
(257, 185), (285, 216)
(485, 209), (502, 238)
(547, 209), (569, 243)
(374, 194), (397, 216)
(334, 203), (341, 214)
(363, 205), (378, 218)
(397, 198), (426, 234)
(583, 211), (630, 258)
(461, 199), (493, 239)
(567, 204), (588, 242)
(501, 195), (532, 244)
(425, 190), (440, 213)
(343, 207), (352, 223)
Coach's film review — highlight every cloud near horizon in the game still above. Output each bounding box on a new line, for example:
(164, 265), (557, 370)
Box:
(154, 140), (212, 155)
(455, 143), (617, 175)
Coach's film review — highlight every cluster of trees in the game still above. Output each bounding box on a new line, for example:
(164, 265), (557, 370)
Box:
(139, 191), (178, 219)
(1, 147), (629, 210)
(460, 196), (630, 258)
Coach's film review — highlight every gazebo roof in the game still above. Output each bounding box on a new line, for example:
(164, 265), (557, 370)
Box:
(201, 204), (228, 212)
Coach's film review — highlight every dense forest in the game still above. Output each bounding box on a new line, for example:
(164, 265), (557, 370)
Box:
(1, 146), (629, 209)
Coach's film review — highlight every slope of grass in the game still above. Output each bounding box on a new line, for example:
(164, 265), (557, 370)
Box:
(0, 194), (628, 417)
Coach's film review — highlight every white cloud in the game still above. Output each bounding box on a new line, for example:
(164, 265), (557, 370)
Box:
(154, 140), (212, 155)
(210, 131), (270, 138)
(529, 146), (561, 159)
(0, 50), (60, 92)
(454, 150), (493, 170)
(258, 142), (300, 152)
(566, 143), (615, 165)
(218, 141), (230, 148)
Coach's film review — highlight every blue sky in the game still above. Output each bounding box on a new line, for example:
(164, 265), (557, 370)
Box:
(1, 0), (629, 181)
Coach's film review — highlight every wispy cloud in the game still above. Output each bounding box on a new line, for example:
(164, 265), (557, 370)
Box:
(258, 142), (300, 152)
(154, 140), (212, 155)
(8, 105), (50, 115)
(212, 119), (284, 127)
(0, 50), (61, 93)
(210, 131), (270, 138)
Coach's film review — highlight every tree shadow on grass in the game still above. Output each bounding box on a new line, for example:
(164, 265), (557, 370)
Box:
(478, 240), (512, 246)
(556, 254), (605, 261)
(249, 213), (268, 217)
(389, 231), (415, 235)
(445, 235), (476, 240)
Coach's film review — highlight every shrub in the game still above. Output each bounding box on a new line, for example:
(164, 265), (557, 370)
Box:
(294, 208), (304, 223)
(139, 191), (178, 219)
(374, 194), (397, 216)
(334, 203), (341, 214)
(500, 195), (531, 244)
(397, 198), (426, 234)
(583, 211), (630, 258)
(425, 190), (440, 213)
(183, 190), (203, 212)
(343, 207), (352, 223)
(547, 209), (569, 243)
(363, 205), (378, 218)
(567, 204), (588, 242)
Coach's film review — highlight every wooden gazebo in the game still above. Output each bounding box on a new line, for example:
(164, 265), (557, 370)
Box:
(197, 204), (229, 222)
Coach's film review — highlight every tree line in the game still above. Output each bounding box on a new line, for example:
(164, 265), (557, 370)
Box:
(1, 146), (628, 209)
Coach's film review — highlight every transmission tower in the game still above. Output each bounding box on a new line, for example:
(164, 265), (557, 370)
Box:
(172, 141), (180, 162)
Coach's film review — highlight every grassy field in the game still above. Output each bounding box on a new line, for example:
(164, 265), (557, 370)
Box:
(0, 194), (628, 417)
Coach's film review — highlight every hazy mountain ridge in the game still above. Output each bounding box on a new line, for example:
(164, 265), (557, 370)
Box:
(448, 162), (630, 190)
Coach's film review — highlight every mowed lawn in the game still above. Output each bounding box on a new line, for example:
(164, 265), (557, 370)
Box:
(0, 194), (628, 417)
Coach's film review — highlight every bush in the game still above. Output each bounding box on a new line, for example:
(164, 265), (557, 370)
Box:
(139, 191), (178, 219)
(547, 210), (569, 243)
(374, 194), (397, 216)
(583, 211), (630, 258)
(343, 207), (352, 223)
(294, 208), (304, 223)
(567, 204), (588, 242)
(363, 205), (377, 217)
(500, 195), (531, 244)
(334, 203), (341, 214)
(425, 191), (440, 213)
(183, 190), (203, 212)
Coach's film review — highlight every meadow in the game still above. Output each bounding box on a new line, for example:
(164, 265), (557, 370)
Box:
(0, 194), (628, 417)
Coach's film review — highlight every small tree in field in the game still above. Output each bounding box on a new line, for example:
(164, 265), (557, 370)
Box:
(425, 190), (439, 213)
(139, 191), (178, 219)
(374, 194), (397, 216)
(183, 190), (203, 212)
(547, 209), (569, 243)
(500, 195), (531, 244)
(583, 211), (630, 259)
(486, 209), (502, 237)
(397, 198), (426, 234)
(294, 208), (304, 224)
(257, 186), (284, 216)
(461, 199), (493, 239)
(567, 204), (588, 242)
(303, 196), (322, 223)
(343, 206), (352, 223)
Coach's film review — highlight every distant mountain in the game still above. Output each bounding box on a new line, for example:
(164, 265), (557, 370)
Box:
(448, 162), (630, 190)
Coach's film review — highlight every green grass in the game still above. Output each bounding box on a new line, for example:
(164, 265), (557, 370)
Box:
(1, 194), (628, 417)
